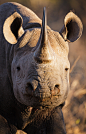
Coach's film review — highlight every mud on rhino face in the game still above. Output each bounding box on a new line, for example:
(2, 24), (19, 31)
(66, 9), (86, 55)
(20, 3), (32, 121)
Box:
(3, 8), (83, 108)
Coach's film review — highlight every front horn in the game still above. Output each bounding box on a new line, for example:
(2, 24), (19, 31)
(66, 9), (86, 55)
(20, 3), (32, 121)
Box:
(34, 7), (54, 63)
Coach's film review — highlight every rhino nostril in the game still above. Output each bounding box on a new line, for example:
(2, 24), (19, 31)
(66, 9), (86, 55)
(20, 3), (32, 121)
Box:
(26, 83), (33, 91)
(51, 84), (60, 96)
(54, 84), (59, 89)
(54, 84), (60, 94)
(26, 83), (35, 95)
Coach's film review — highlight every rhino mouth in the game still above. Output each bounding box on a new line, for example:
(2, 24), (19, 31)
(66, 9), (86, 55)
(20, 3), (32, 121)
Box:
(25, 82), (62, 108)
(26, 82), (60, 99)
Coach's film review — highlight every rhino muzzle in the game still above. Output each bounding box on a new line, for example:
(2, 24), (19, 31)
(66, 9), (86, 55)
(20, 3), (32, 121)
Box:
(25, 81), (60, 99)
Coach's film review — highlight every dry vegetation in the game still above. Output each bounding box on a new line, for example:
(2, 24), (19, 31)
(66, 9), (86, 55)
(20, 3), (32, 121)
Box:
(62, 40), (86, 134)
(0, 0), (86, 133)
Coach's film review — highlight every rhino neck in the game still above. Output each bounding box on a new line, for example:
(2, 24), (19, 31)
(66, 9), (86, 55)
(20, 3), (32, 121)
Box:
(0, 43), (15, 120)
(6, 43), (15, 87)
(9, 99), (52, 130)
(23, 106), (66, 134)
(6, 99), (41, 130)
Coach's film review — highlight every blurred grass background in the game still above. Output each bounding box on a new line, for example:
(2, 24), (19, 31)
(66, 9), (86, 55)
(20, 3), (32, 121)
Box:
(0, 0), (86, 134)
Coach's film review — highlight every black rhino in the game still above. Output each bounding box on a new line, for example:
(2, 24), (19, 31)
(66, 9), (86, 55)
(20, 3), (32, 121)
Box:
(0, 2), (83, 134)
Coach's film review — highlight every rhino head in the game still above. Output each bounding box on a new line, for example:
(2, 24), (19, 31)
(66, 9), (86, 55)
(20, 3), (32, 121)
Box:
(3, 8), (83, 109)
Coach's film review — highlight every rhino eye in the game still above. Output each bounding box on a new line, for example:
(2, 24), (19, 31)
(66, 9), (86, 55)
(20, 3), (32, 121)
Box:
(65, 68), (69, 71)
(17, 66), (20, 71)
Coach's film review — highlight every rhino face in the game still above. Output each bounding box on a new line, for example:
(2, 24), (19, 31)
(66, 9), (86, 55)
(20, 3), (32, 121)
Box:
(3, 8), (83, 108)
(11, 29), (70, 108)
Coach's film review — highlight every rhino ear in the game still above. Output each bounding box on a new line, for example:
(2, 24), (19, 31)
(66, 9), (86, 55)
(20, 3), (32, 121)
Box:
(60, 12), (83, 42)
(3, 12), (24, 44)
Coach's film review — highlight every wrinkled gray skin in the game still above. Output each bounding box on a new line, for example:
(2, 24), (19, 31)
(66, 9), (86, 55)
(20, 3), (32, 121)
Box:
(0, 2), (83, 134)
